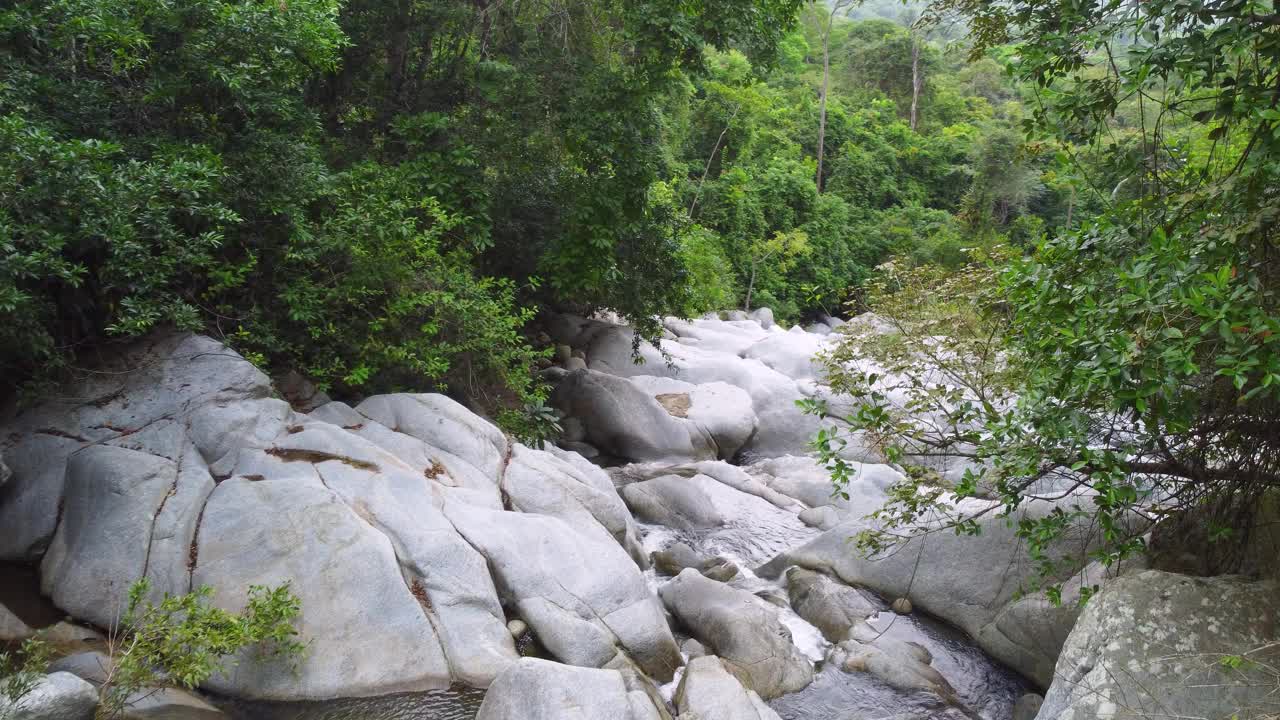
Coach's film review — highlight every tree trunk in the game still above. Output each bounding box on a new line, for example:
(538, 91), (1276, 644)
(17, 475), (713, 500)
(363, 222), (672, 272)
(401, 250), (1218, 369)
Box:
(909, 36), (922, 131)
(816, 1), (852, 193)
(744, 261), (758, 312)
(816, 21), (832, 193)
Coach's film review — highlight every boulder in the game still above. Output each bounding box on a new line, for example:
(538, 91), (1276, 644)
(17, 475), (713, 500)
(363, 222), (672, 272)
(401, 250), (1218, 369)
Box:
(785, 568), (878, 642)
(194, 469), (457, 699)
(749, 455), (897, 512)
(804, 323), (832, 336)
(0, 601), (33, 642)
(354, 393), (508, 480)
(759, 497), (1103, 688)
(475, 658), (667, 720)
(797, 506), (840, 530)
(741, 331), (828, 382)
(40, 445), (184, 625)
(1037, 571), (1280, 720)
(749, 308), (775, 330)
(837, 637), (956, 700)
(0, 672), (98, 720)
(674, 656), (782, 720)
(120, 688), (227, 720)
(681, 639), (708, 660)
(660, 569), (812, 699)
(628, 376), (757, 459)
(0, 333), (270, 562)
(551, 370), (710, 462)
(622, 475), (726, 531)
(581, 322), (822, 458)
(444, 502), (681, 682)
(504, 444), (646, 565)
(1013, 693), (1043, 720)
(274, 370), (330, 413)
(48, 651), (113, 686)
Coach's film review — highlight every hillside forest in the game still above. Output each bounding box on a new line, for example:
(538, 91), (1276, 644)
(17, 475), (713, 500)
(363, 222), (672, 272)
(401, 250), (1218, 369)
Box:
(3, 0), (1279, 577)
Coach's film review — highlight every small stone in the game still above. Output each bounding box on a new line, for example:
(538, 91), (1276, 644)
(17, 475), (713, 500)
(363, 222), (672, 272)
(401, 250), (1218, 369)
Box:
(555, 344), (573, 364)
(891, 597), (913, 615)
(564, 357), (587, 372)
(507, 619), (528, 639)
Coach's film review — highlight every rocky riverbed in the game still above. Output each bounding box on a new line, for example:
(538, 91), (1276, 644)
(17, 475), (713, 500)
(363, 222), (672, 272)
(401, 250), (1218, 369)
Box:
(2, 312), (1276, 720)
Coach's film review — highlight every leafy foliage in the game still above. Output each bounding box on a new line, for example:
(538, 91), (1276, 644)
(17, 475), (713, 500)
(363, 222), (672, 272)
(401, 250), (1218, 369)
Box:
(0, 636), (52, 720)
(99, 579), (304, 718)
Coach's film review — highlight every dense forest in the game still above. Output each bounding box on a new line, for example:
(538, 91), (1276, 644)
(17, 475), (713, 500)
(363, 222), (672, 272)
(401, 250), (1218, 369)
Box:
(3, 0), (1278, 576)
(1, 0), (1060, 410)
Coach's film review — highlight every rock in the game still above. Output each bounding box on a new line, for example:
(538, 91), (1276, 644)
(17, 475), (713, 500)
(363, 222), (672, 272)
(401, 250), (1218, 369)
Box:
(699, 558), (739, 583)
(837, 638), (956, 700)
(759, 497), (1104, 688)
(842, 312), (897, 335)
(741, 332), (828, 382)
(726, 311), (750, 322)
(504, 444), (646, 565)
(120, 688), (227, 720)
(749, 307), (775, 330)
(651, 542), (709, 576)
(1, 333), (271, 562)
(629, 376), (757, 460)
(555, 344), (573, 364)
(558, 441), (600, 459)
(39, 622), (104, 649)
(0, 672), (98, 720)
(674, 656), (782, 720)
(749, 455), (897, 511)
(444, 502), (681, 682)
(890, 598), (912, 615)
(551, 370), (710, 462)
(804, 323), (832, 336)
(355, 393), (509, 480)
(1037, 570), (1280, 720)
(622, 475), (726, 531)
(660, 569), (812, 699)
(561, 416), (586, 444)
(0, 601), (34, 642)
(507, 620), (528, 639)
(786, 568), (877, 642)
(48, 651), (114, 686)
(580, 321), (822, 458)
(798, 506), (840, 530)
(0, 451), (10, 488)
(821, 315), (846, 329)
(275, 370), (330, 413)
(41, 444), (182, 626)
(193, 467), (460, 699)
(564, 356), (587, 372)
(475, 658), (667, 720)
(681, 639), (708, 660)
(1012, 693), (1043, 720)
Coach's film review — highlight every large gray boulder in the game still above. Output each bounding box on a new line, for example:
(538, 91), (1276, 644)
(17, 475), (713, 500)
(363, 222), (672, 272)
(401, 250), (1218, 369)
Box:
(193, 467), (455, 699)
(581, 321), (823, 458)
(1037, 571), (1280, 720)
(445, 502), (681, 682)
(0, 334), (271, 562)
(475, 658), (667, 720)
(785, 568), (878, 642)
(628, 376), (757, 459)
(504, 444), (646, 565)
(551, 370), (710, 462)
(759, 497), (1102, 689)
(660, 569), (812, 699)
(836, 634), (956, 700)
(674, 656), (782, 720)
(0, 672), (98, 720)
(621, 475), (726, 531)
